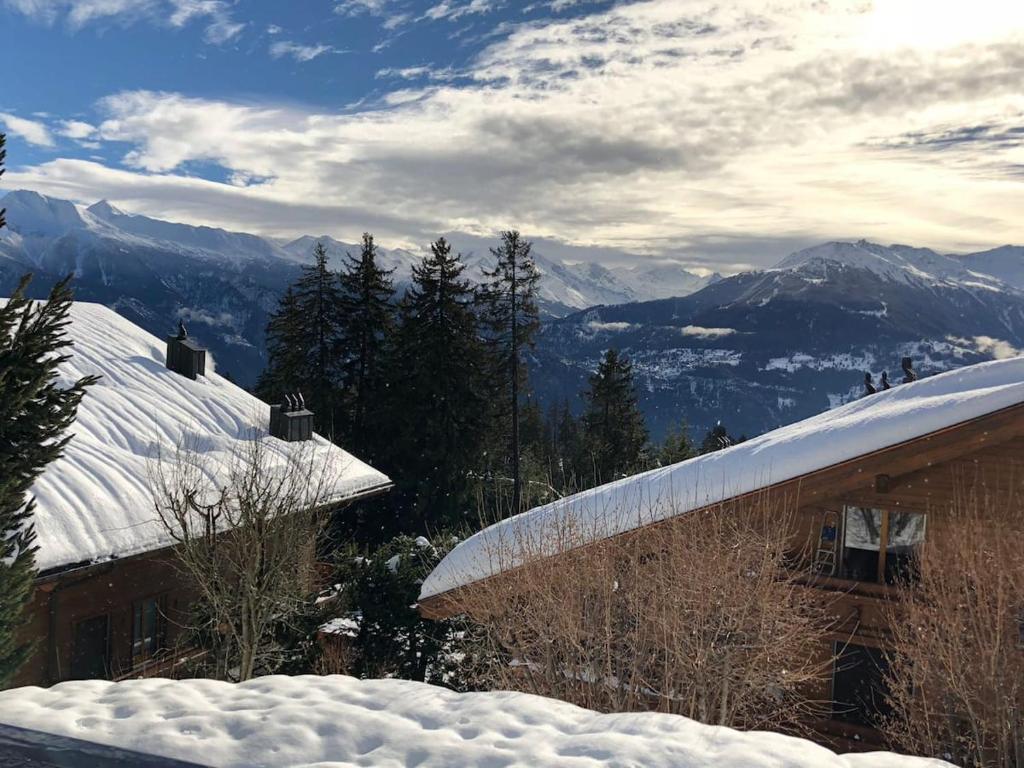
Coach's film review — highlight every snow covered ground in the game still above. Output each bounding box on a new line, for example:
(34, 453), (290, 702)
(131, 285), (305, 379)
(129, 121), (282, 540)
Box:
(0, 676), (951, 768)
(422, 355), (1024, 600)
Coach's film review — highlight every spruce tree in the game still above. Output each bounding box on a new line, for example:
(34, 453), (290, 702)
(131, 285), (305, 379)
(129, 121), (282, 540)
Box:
(0, 134), (6, 230)
(581, 349), (649, 485)
(660, 419), (696, 466)
(260, 243), (345, 439)
(337, 233), (394, 458)
(479, 231), (540, 515)
(700, 423), (734, 454)
(384, 238), (490, 531)
(0, 276), (98, 686)
(256, 287), (304, 402)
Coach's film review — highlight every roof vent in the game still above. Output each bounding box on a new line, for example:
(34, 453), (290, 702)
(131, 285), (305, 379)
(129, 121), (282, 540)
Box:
(270, 392), (314, 442)
(166, 321), (206, 380)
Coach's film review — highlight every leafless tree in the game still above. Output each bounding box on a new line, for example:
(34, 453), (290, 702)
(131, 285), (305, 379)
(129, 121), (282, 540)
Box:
(882, 478), (1024, 767)
(150, 431), (336, 681)
(456, 492), (836, 734)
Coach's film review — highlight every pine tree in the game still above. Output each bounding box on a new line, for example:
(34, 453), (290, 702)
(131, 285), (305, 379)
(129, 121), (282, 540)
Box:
(479, 231), (540, 515)
(256, 287), (304, 402)
(0, 275), (98, 686)
(259, 243), (345, 439)
(581, 349), (649, 485)
(337, 233), (394, 458)
(660, 419), (696, 466)
(700, 423), (733, 454)
(384, 238), (490, 531)
(0, 134), (6, 230)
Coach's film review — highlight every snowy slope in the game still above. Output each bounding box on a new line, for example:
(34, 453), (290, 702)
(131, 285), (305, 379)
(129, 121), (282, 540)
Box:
(422, 355), (1024, 600)
(961, 245), (1024, 291)
(0, 676), (951, 768)
(777, 240), (1005, 290)
(19, 301), (390, 573)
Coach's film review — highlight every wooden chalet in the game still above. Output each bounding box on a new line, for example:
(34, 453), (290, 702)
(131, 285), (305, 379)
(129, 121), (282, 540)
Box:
(10, 303), (391, 688)
(418, 357), (1024, 748)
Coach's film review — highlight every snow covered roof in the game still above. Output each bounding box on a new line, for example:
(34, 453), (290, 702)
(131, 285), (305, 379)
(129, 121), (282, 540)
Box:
(0, 675), (949, 768)
(20, 301), (391, 573)
(421, 356), (1024, 602)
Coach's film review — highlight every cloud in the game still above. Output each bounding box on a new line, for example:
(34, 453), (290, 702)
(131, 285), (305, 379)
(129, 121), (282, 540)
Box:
(269, 40), (337, 62)
(57, 119), (97, 139)
(5, 0), (244, 42)
(681, 325), (736, 339)
(0, 112), (55, 147)
(421, 0), (498, 23)
(950, 335), (1023, 360)
(10, 0), (1024, 266)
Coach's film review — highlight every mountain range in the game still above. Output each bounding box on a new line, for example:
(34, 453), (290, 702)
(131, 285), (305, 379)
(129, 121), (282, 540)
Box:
(0, 190), (717, 385)
(532, 240), (1024, 439)
(2, 189), (1023, 442)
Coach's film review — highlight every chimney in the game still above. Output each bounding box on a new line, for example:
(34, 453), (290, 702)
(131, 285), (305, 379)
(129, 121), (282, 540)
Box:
(880, 371), (891, 390)
(901, 357), (918, 384)
(270, 391), (314, 442)
(165, 320), (207, 380)
(864, 372), (876, 396)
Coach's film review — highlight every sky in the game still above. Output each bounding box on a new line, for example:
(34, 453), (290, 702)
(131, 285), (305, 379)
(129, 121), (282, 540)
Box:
(1, 0), (1022, 272)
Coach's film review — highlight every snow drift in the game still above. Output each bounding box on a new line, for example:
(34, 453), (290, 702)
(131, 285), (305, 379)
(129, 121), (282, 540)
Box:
(0, 675), (951, 768)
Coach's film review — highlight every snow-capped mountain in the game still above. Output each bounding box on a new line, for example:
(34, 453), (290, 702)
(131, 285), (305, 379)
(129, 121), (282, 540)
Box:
(0, 190), (712, 383)
(532, 240), (1024, 440)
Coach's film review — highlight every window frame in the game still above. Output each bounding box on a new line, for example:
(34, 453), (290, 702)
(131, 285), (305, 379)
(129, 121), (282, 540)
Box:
(130, 593), (168, 666)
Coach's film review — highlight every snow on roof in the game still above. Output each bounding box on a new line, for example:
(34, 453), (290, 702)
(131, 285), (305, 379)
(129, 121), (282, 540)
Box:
(0, 675), (950, 768)
(421, 356), (1024, 601)
(21, 301), (390, 573)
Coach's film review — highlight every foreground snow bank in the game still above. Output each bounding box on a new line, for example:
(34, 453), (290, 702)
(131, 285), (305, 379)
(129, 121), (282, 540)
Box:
(0, 675), (949, 768)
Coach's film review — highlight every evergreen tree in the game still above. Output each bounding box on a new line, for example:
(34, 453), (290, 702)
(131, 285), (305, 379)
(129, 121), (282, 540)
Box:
(0, 275), (97, 686)
(337, 233), (394, 458)
(660, 419), (696, 466)
(259, 243), (345, 439)
(479, 231), (540, 515)
(0, 134), (6, 230)
(700, 423), (734, 454)
(384, 238), (490, 531)
(581, 349), (649, 485)
(256, 287), (304, 401)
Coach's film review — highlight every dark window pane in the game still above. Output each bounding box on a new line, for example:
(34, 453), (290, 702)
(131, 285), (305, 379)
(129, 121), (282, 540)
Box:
(884, 512), (926, 585)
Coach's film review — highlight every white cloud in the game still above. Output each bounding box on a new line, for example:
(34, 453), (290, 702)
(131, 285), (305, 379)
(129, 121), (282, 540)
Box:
(681, 326), (736, 340)
(6, 0), (244, 42)
(58, 119), (97, 139)
(421, 0), (497, 23)
(10, 0), (1024, 266)
(269, 40), (336, 62)
(0, 112), (55, 147)
(951, 335), (1023, 360)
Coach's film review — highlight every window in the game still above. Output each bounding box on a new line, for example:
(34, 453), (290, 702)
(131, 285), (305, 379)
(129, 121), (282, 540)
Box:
(70, 614), (109, 680)
(132, 595), (167, 664)
(832, 642), (892, 727)
(839, 507), (926, 584)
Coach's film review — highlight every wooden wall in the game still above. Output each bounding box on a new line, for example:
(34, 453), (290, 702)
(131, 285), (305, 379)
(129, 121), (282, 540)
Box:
(11, 551), (194, 688)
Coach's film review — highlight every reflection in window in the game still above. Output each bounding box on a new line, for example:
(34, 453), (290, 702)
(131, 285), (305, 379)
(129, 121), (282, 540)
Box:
(840, 507), (926, 584)
(132, 596), (165, 663)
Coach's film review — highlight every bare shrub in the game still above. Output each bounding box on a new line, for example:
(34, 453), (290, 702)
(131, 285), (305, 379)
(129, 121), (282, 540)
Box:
(150, 431), (335, 681)
(883, 482), (1024, 767)
(456, 492), (835, 733)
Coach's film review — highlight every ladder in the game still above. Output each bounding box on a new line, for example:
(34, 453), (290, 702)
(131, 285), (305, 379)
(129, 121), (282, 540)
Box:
(813, 510), (840, 575)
